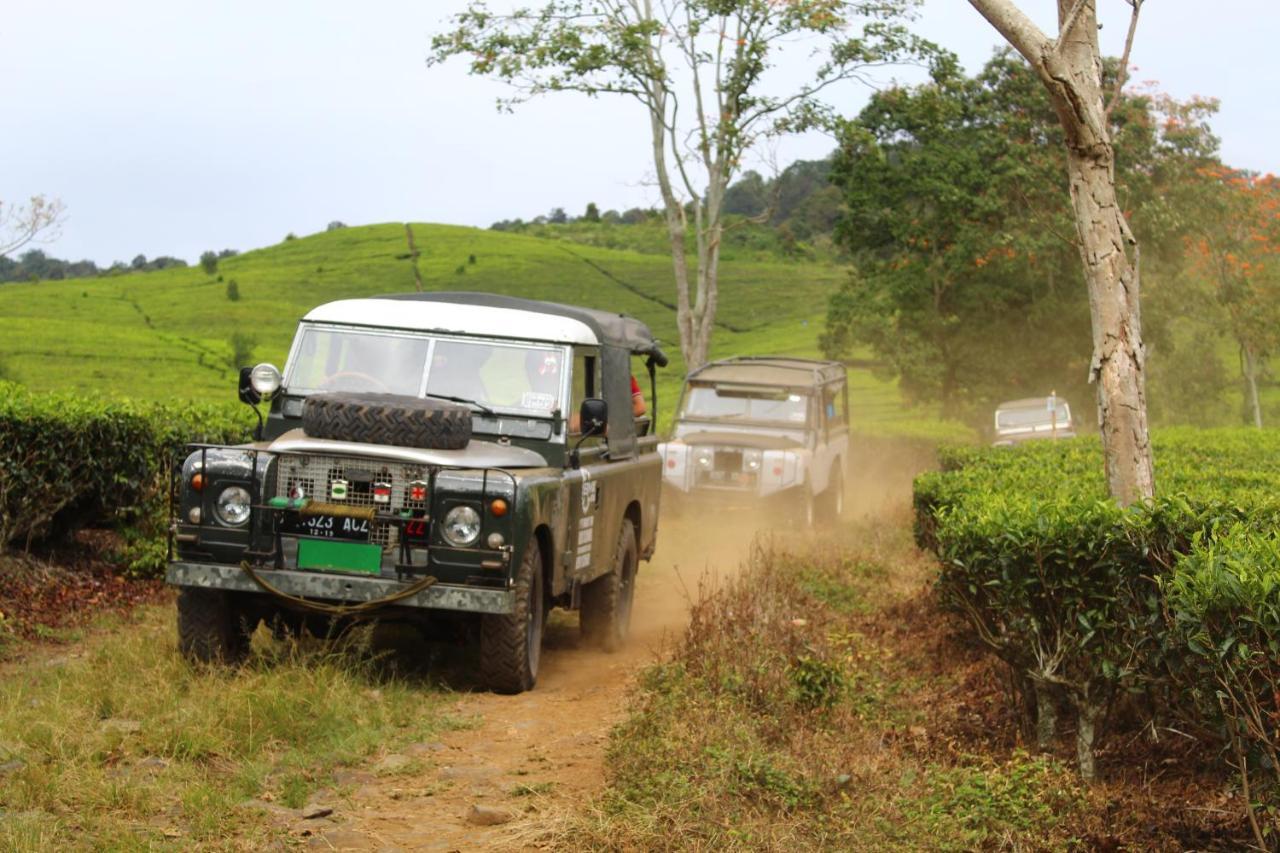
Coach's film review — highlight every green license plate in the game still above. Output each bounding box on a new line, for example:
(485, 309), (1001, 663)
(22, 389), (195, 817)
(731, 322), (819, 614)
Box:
(297, 538), (382, 574)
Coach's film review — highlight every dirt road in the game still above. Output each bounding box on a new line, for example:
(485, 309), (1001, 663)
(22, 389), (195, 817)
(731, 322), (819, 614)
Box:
(293, 521), (758, 852)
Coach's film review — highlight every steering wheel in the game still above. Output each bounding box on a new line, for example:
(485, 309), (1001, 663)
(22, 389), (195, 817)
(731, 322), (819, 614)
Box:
(320, 371), (392, 393)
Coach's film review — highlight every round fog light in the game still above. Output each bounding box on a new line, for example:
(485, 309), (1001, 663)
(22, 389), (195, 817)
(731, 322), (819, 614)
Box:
(187, 506), (202, 524)
(487, 532), (506, 549)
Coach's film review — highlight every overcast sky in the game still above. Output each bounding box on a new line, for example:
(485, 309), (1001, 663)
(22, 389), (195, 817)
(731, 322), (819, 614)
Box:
(4, 1), (1277, 265)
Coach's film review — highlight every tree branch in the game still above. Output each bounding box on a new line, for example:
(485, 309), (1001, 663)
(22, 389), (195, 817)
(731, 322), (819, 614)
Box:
(966, 0), (1055, 70)
(1105, 0), (1143, 119)
(1056, 0), (1090, 51)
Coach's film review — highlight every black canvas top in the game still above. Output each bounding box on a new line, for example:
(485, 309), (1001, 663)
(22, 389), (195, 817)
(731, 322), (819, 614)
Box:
(687, 356), (845, 388)
(380, 292), (668, 365)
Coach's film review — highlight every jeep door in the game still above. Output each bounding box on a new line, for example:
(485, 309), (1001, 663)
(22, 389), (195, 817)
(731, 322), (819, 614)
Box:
(562, 347), (612, 584)
(811, 380), (849, 494)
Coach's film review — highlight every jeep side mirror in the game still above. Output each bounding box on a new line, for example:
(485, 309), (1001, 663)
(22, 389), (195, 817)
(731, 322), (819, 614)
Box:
(579, 397), (608, 436)
(238, 366), (261, 406)
(237, 367), (265, 440)
(569, 398), (608, 469)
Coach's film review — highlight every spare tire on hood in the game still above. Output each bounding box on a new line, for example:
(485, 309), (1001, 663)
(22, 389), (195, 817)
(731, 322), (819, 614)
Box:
(302, 392), (472, 450)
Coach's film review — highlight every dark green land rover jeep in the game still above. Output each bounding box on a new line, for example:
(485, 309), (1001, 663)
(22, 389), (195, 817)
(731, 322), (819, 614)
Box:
(167, 292), (668, 693)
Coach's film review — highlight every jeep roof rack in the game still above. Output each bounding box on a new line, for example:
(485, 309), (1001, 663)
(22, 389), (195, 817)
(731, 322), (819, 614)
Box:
(686, 355), (845, 388)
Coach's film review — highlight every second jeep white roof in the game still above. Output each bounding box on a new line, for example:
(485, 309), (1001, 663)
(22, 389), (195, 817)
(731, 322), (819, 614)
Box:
(303, 298), (601, 346)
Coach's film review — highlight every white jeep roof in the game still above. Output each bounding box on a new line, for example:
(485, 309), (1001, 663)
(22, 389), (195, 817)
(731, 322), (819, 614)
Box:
(303, 297), (600, 346)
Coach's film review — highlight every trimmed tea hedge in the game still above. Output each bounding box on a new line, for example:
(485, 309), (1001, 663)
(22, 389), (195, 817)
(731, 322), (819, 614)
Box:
(0, 382), (250, 573)
(915, 430), (1280, 812)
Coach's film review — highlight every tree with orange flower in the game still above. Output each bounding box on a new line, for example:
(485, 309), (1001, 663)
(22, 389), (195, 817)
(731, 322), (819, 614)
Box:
(1182, 169), (1280, 428)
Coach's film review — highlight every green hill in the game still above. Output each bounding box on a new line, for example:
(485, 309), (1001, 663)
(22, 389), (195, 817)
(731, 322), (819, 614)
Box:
(0, 223), (930, 433)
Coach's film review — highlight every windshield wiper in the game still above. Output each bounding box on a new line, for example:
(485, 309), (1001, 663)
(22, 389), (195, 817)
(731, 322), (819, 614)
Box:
(426, 393), (495, 415)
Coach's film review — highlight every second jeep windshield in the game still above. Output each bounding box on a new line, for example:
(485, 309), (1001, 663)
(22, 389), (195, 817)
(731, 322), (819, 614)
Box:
(680, 385), (807, 424)
(285, 326), (567, 415)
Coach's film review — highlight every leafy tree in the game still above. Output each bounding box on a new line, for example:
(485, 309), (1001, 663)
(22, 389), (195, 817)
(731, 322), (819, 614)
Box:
(430, 0), (936, 370)
(226, 279), (240, 302)
(1180, 169), (1280, 428)
(824, 53), (1087, 419)
(824, 50), (1216, 433)
(548, 207), (569, 224)
(130, 254), (148, 270)
(967, 0), (1152, 508)
(326, 221), (347, 231)
(583, 202), (601, 223)
(723, 170), (768, 218)
(199, 251), (218, 275)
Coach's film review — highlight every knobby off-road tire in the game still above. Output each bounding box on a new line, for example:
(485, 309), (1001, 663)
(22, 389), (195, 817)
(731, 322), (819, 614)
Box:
(177, 587), (254, 665)
(795, 486), (817, 529)
(302, 392), (472, 449)
(580, 519), (638, 652)
(480, 543), (545, 694)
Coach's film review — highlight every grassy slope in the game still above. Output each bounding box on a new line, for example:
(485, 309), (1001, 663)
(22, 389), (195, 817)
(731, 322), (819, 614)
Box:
(0, 223), (929, 434)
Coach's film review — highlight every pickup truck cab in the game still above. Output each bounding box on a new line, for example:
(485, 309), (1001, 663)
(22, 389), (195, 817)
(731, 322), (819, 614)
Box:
(167, 292), (667, 693)
(658, 356), (848, 526)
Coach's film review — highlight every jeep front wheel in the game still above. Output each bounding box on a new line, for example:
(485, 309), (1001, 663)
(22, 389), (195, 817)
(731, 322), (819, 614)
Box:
(177, 587), (254, 665)
(581, 519), (637, 652)
(480, 543), (545, 694)
(821, 467), (845, 525)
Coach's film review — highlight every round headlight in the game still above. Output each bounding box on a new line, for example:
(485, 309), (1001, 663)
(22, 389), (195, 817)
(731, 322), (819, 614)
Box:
(214, 485), (252, 526)
(250, 363), (282, 398)
(442, 505), (481, 547)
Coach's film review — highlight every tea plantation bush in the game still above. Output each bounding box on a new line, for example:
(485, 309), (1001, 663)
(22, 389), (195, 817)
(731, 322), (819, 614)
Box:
(0, 383), (250, 574)
(915, 430), (1280, 825)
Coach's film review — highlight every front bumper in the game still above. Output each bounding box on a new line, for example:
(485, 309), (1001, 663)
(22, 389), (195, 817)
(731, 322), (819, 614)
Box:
(167, 561), (515, 615)
(664, 482), (804, 511)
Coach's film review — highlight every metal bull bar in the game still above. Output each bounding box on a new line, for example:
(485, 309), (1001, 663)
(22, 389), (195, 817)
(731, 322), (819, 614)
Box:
(169, 443), (519, 614)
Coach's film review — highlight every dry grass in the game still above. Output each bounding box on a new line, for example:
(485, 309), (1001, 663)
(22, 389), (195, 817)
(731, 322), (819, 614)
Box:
(555, 518), (1250, 851)
(0, 605), (461, 851)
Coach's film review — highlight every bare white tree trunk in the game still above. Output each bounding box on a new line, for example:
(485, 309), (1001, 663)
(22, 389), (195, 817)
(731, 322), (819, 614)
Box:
(1243, 345), (1264, 429)
(969, 0), (1155, 506)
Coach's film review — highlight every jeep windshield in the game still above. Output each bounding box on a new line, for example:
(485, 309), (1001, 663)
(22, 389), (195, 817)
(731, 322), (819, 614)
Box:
(996, 402), (1071, 431)
(679, 383), (808, 426)
(284, 325), (567, 417)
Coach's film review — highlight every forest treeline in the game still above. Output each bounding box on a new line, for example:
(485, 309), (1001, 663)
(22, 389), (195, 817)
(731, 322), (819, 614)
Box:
(0, 248), (240, 283)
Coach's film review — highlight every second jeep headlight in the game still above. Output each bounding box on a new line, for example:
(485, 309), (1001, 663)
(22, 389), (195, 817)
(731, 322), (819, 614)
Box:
(693, 447), (714, 468)
(743, 449), (762, 471)
(214, 485), (252, 526)
(442, 505), (482, 547)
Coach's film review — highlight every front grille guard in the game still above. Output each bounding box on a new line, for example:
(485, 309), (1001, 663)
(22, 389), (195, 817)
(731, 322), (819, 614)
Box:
(170, 443), (518, 580)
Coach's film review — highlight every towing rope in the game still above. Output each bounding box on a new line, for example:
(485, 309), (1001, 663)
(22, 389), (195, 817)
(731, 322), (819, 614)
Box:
(238, 560), (438, 617)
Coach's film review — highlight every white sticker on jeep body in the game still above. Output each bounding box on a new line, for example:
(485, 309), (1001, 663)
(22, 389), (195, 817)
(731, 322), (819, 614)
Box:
(575, 480), (598, 572)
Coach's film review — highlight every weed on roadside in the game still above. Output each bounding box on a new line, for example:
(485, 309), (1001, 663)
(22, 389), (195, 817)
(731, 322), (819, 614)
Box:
(560, 532), (1098, 851)
(0, 605), (458, 850)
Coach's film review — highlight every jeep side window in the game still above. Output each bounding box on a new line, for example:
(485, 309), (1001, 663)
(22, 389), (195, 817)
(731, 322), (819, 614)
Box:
(824, 383), (847, 437)
(569, 348), (603, 442)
